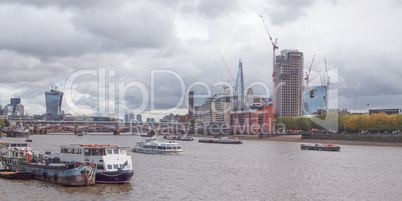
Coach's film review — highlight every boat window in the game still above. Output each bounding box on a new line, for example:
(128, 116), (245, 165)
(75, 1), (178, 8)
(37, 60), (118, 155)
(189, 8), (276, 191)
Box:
(107, 149), (112, 155)
(22, 144), (27, 147)
(11, 144), (16, 147)
(107, 164), (112, 170)
(113, 164), (118, 169)
(158, 146), (162, 150)
(97, 164), (104, 170)
(71, 149), (75, 154)
(167, 146), (171, 150)
(94, 149), (100, 156)
(177, 146), (182, 149)
(77, 149), (82, 154)
(84, 148), (90, 155)
(120, 149), (126, 155)
(113, 149), (119, 154)
(61, 148), (69, 153)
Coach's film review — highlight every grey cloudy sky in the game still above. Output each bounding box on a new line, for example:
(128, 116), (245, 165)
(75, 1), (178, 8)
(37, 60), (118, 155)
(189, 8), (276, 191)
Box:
(0, 0), (401, 119)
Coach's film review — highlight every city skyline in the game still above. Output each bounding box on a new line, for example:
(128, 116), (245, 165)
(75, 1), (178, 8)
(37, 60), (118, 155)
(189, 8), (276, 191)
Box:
(0, 0), (401, 119)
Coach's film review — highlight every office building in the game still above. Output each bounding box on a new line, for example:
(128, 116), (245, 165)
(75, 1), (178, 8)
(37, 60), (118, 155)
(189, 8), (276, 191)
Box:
(45, 86), (64, 118)
(369, 108), (402, 115)
(233, 60), (245, 111)
(10, 98), (21, 107)
(230, 105), (274, 134)
(275, 50), (304, 117)
(136, 114), (142, 123)
(303, 86), (327, 115)
(198, 94), (231, 125)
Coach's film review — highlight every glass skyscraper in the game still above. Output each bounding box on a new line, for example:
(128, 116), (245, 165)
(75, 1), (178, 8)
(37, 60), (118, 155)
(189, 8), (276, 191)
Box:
(45, 87), (64, 116)
(303, 86), (327, 115)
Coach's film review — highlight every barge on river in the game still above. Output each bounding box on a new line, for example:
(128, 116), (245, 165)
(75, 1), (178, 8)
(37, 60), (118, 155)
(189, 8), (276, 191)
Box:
(300, 143), (340, 151)
(199, 137), (243, 144)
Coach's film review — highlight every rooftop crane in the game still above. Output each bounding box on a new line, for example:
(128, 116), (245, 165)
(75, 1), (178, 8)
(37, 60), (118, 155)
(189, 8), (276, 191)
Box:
(304, 54), (316, 88)
(260, 15), (278, 112)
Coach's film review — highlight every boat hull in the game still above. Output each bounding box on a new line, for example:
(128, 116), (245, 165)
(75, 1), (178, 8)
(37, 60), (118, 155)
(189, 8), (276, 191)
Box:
(133, 148), (183, 154)
(11, 163), (96, 186)
(95, 170), (134, 184)
(7, 131), (27, 138)
(0, 171), (32, 180)
(300, 145), (340, 151)
(199, 139), (243, 144)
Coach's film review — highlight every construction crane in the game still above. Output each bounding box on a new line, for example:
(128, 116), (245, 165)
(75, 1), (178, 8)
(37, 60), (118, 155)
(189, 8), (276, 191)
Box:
(217, 50), (236, 85)
(215, 60), (230, 94)
(324, 58), (330, 110)
(304, 54), (315, 88)
(260, 15), (278, 113)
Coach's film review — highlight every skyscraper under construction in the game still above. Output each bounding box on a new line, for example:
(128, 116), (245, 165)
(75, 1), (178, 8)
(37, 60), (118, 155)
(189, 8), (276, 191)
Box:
(275, 50), (304, 117)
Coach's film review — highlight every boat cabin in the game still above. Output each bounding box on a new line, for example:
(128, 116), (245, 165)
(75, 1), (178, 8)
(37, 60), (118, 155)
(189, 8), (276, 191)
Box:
(58, 144), (132, 172)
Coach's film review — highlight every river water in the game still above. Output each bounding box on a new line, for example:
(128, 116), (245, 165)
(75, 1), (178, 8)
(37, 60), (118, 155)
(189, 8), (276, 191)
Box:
(1, 133), (401, 201)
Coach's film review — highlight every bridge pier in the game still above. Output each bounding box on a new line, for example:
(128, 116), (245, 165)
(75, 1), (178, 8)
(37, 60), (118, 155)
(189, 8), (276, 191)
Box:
(74, 125), (79, 135)
(113, 124), (120, 135)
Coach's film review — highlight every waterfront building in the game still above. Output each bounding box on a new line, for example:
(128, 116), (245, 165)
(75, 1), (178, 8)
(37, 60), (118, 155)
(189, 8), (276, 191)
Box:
(160, 113), (178, 123)
(230, 105), (274, 134)
(369, 108), (402, 115)
(303, 86), (327, 115)
(45, 86), (64, 119)
(198, 94), (231, 125)
(275, 50), (304, 117)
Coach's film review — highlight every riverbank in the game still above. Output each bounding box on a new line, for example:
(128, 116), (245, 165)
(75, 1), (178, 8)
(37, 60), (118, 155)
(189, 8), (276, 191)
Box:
(191, 134), (402, 147)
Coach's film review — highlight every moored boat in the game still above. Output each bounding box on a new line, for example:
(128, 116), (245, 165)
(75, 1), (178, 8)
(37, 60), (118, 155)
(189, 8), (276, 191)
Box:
(11, 123), (29, 138)
(11, 161), (96, 186)
(77, 132), (87, 136)
(199, 137), (243, 144)
(0, 171), (32, 180)
(133, 138), (183, 154)
(178, 135), (194, 141)
(1, 142), (96, 186)
(300, 143), (340, 151)
(58, 144), (134, 184)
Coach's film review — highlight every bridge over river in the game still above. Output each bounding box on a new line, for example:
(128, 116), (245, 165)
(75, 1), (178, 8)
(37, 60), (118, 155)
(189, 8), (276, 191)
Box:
(19, 120), (188, 135)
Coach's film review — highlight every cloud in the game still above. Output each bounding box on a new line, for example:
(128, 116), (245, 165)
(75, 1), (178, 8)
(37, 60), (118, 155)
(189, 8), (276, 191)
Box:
(267, 0), (315, 25)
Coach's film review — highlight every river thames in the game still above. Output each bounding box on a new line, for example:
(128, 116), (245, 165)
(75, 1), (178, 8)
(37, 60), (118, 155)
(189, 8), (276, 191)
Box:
(1, 133), (401, 200)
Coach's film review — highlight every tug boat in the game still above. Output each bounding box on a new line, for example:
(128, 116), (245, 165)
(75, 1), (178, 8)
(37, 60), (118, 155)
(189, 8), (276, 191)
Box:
(133, 138), (183, 154)
(58, 144), (134, 184)
(300, 143), (340, 151)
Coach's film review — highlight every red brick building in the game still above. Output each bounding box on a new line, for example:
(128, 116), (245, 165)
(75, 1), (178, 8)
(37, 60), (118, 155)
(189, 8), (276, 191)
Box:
(230, 105), (274, 134)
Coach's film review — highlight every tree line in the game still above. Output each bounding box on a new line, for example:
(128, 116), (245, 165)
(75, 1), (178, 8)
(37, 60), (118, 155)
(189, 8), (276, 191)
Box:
(274, 112), (402, 133)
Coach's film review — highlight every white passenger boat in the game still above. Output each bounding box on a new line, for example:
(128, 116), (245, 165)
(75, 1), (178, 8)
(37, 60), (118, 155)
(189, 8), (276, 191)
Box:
(58, 144), (134, 184)
(133, 138), (183, 154)
(0, 142), (37, 159)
